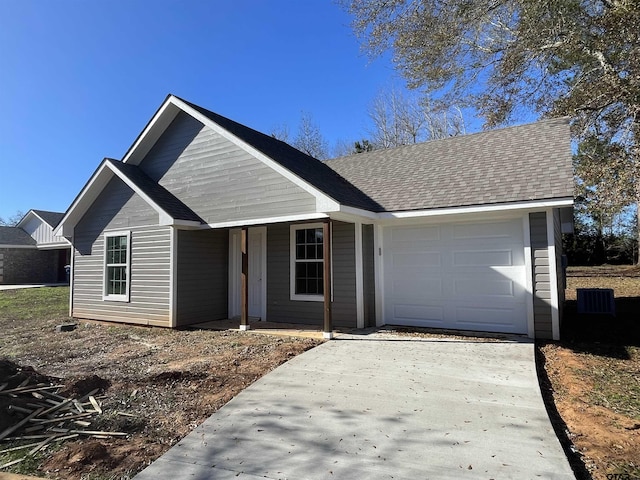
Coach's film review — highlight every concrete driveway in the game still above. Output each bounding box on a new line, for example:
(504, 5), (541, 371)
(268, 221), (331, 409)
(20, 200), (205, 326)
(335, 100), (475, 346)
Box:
(135, 333), (575, 479)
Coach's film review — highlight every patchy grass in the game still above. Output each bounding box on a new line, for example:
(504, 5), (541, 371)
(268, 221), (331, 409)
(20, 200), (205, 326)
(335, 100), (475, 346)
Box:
(539, 265), (640, 480)
(0, 286), (69, 319)
(581, 348), (640, 421)
(0, 287), (321, 479)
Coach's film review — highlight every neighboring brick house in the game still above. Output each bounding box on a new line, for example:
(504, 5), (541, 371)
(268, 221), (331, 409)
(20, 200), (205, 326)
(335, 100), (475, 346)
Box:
(0, 210), (71, 285)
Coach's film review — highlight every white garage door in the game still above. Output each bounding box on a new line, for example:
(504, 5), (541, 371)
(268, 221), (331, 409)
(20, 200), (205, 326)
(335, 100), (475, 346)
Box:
(383, 218), (528, 334)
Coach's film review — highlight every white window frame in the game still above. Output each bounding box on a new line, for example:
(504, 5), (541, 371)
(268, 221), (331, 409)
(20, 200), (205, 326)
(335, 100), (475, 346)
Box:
(103, 230), (131, 302)
(290, 223), (327, 302)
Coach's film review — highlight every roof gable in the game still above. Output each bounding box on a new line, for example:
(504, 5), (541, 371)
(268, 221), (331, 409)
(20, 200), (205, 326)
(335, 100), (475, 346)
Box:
(55, 159), (202, 236)
(123, 95), (380, 212)
(326, 118), (573, 212)
(177, 98), (382, 212)
(17, 210), (65, 229)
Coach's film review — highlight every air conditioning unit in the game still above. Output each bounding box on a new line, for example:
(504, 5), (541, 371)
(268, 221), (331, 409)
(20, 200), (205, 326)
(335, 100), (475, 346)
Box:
(576, 288), (615, 316)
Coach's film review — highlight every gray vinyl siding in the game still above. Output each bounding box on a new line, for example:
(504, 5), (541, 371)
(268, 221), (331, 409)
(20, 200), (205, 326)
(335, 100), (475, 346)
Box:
(362, 224), (376, 327)
(138, 111), (318, 224)
(332, 222), (357, 325)
(529, 212), (553, 339)
(175, 229), (228, 326)
(266, 221), (357, 328)
(72, 177), (171, 326)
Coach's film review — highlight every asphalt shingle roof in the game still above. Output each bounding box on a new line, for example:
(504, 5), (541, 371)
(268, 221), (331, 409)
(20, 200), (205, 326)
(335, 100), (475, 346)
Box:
(106, 159), (204, 223)
(179, 97), (383, 212)
(31, 210), (65, 228)
(0, 226), (36, 246)
(326, 117), (573, 212)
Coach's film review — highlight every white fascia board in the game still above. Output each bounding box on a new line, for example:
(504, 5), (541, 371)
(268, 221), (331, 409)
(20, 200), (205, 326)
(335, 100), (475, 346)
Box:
(36, 242), (71, 250)
(0, 244), (37, 249)
(378, 198), (574, 222)
(171, 219), (204, 229)
(204, 212), (328, 230)
(122, 101), (181, 165)
(54, 163), (115, 237)
(334, 206), (378, 222)
(171, 96), (341, 213)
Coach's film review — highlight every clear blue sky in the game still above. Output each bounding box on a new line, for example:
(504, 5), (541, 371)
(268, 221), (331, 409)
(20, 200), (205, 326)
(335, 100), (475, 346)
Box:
(0, 0), (411, 220)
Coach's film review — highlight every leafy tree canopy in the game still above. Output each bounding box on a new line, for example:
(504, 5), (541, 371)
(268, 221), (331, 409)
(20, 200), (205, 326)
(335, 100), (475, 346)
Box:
(343, 0), (639, 134)
(343, 0), (639, 262)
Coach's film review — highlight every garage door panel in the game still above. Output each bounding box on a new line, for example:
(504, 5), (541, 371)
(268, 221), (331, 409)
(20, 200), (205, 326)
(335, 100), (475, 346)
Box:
(455, 306), (523, 328)
(392, 252), (442, 268)
(453, 250), (514, 267)
(383, 218), (528, 335)
(453, 220), (523, 240)
(389, 225), (440, 245)
(453, 277), (515, 297)
(394, 304), (444, 322)
(392, 275), (442, 298)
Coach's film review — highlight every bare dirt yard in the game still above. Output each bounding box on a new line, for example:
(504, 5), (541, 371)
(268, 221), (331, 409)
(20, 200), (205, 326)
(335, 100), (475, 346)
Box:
(0, 288), (320, 479)
(539, 265), (640, 480)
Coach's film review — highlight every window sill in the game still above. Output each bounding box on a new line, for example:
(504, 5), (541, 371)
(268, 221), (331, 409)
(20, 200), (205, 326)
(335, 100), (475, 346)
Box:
(290, 294), (324, 302)
(102, 295), (130, 302)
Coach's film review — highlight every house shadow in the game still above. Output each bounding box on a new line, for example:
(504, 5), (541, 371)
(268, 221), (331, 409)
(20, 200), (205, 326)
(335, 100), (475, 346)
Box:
(535, 347), (593, 480)
(559, 297), (640, 359)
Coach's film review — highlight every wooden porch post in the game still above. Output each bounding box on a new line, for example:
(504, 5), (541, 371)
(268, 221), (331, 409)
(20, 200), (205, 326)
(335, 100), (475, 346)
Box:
(323, 219), (333, 339)
(240, 227), (250, 331)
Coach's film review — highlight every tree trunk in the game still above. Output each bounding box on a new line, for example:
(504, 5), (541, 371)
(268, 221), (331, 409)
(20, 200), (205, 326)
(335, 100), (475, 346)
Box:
(636, 196), (639, 265)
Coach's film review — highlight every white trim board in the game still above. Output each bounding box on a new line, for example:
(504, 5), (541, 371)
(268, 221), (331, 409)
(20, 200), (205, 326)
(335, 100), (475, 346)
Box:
(546, 209), (561, 340)
(522, 214), (535, 338)
(377, 198), (574, 222)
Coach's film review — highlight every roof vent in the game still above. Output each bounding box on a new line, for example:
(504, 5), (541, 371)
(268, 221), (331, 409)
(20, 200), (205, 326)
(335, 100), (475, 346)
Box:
(576, 288), (616, 316)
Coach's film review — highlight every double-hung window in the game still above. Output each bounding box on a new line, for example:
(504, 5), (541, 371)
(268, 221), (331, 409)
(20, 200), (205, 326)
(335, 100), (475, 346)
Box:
(290, 224), (325, 301)
(103, 231), (131, 302)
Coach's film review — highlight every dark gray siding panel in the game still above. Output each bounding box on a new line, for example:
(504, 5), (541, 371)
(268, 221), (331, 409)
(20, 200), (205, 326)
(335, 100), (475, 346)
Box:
(266, 221), (357, 328)
(332, 222), (357, 327)
(72, 177), (171, 326)
(138, 111), (317, 224)
(267, 223), (322, 325)
(362, 224), (376, 327)
(529, 212), (552, 339)
(175, 229), (228, 326)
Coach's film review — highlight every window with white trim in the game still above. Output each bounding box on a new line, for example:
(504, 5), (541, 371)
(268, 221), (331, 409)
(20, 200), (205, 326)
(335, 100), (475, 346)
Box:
(103, 231), (131, 301)
(290, 224), (324, 301)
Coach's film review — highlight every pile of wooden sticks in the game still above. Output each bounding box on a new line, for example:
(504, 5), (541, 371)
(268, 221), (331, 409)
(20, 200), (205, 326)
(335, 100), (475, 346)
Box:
(0, 379), (129, 469)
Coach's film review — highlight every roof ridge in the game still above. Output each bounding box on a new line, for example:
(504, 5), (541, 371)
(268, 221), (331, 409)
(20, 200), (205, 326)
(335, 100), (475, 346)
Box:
(327, 116), (571, 163)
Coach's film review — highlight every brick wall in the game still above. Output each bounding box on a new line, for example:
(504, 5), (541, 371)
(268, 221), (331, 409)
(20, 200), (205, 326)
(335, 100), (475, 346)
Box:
(0, 248), (69, 285)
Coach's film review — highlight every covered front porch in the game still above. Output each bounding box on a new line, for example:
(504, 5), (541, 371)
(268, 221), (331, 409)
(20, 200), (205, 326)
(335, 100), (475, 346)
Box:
(230, 221), (334, 339)
(173, 218), (373, 336)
